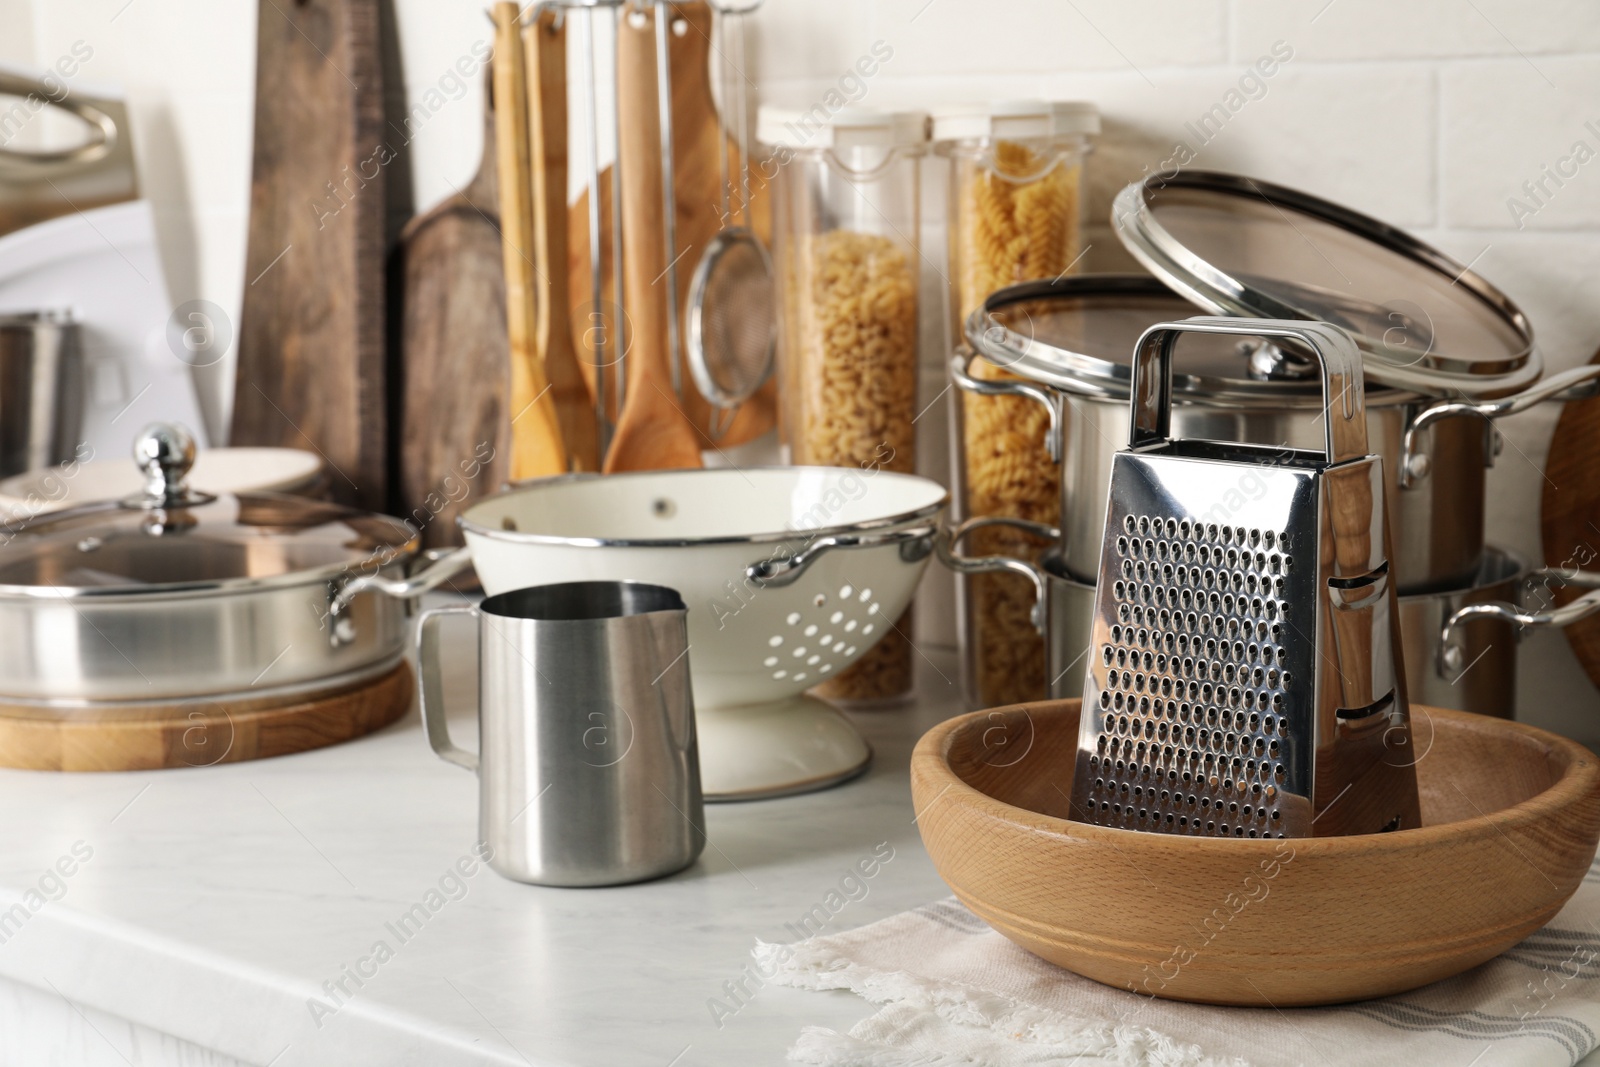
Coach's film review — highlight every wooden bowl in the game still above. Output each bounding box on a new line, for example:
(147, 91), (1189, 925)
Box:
(911, 700), (1600, 1006)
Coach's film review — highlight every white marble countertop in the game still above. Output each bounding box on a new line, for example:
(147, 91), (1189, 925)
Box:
(2, 601), (1596, 1067)
(0, 597), (966, 1067)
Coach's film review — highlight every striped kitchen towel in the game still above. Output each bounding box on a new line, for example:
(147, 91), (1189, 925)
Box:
(755, 859), (1600, 1067)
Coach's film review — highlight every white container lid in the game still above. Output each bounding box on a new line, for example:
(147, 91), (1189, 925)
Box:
(757, 106), (930, 151)
(931, 100), (1100, 142)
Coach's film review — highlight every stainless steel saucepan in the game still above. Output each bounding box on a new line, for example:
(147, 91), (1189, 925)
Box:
(954, 275), (1600, 593)
(946, 523), (1581, 718)
(0, 424), (421, 704)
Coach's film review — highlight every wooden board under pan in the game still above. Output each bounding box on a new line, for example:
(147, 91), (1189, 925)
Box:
(0, 662), (413, 772)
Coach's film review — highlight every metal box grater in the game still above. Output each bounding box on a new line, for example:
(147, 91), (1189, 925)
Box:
(1070, 319), (1421, 839)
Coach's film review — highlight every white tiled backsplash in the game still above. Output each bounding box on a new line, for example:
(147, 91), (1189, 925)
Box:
(9, 0), (1599, 735)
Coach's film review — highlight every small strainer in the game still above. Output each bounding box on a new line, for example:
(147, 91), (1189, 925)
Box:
(685, 1), (775, 436)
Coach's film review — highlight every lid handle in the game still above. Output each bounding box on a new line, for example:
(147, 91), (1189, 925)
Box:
(1128, 318), (1368, 466)
(123, 423), (216, 510)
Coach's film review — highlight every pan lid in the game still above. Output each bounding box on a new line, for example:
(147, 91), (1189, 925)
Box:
(0, 424), (417, 598)
(967, 274), (1398, 403)
(1111, 171), (1540, 398)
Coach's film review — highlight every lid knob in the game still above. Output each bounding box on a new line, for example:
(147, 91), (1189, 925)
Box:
(124, 423), (215, 510)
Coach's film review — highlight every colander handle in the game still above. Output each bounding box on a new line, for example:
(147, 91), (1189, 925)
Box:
(746, 524), (936, 588)
(1129, 318), (1369, 466)
(936, 517), (1058, 635)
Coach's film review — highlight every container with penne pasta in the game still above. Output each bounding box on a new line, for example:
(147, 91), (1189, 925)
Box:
(760, 106), (929, 706)
(936, 101), (1099, 709)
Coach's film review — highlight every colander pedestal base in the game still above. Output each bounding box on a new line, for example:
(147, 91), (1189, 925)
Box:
(698, 695), (872, 802)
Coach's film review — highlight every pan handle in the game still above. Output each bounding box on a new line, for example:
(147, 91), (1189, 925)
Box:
(745, 524), (936, 588)
(936, 517), (1059, 635)
(949, 351), (1063, 463)
(1438, 568), (1600, 676)
(1400, 364), (1600, 488)
(329, 546), (473, 626)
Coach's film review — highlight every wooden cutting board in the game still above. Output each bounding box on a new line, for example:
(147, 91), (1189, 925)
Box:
(393, 69), (510, 548)
(568, 0), (776, 450)
(1541, 344), (1600, 691)
(231, 0), (389, 512)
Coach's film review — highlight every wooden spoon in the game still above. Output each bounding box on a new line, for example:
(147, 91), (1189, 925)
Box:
(571, 0), (776, 448)
(603, 2), (704, 473)
(526, 7), (599, 473)
(491, 1), (567, 480)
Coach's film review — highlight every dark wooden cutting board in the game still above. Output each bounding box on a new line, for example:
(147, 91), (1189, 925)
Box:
(1541, 345), (1600, 692)
(231, 0), (389, 511)
(393, 69), (509, 548)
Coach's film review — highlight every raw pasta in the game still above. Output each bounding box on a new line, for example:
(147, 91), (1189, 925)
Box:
(784, 229), (919, 704)
(955, 141), (1082, 707)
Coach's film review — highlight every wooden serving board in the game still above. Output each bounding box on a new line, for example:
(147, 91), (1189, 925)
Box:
(0, 663), (413, 772)
(231, 0), (389, 512)
(394, 68), (510, 548)
(1541, 345), (1600, 692)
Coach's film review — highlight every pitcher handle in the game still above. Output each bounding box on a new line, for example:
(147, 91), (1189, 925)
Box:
(417, 602), (480, 772)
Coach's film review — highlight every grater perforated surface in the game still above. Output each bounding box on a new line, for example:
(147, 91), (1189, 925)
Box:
(1077, 512), (1309, 839)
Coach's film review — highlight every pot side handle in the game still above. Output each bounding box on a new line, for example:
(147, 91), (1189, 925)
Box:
(1438, 567), (1600, 678)
(417, 602), (481, 773)
(949, 351), (1063, 463)
(1400, 364), (1600, 488)
(936, 517), (1058, 635)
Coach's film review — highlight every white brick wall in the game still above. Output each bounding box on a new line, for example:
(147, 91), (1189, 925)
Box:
(7, 0), (1599, 734)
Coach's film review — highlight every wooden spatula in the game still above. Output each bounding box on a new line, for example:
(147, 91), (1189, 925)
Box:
(569, 1), (776, 449)
(603, 2), (705, 473)
(393, 66), (509, 548)
(491, 1), (567, 480)
(526, 7), (599, 473)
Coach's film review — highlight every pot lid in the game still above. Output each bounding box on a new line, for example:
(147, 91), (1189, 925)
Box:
(0, 424), (417, 597)
(1111, 171), (1540, 398)
(967, 274), (1389, 403)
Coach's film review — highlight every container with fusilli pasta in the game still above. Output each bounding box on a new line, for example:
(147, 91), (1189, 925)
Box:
(936, 101), (1098, 709)
(761, 106), (928, 706)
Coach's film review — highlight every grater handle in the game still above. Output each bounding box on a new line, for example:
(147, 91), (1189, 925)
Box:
(1128, 318), (1369, 465)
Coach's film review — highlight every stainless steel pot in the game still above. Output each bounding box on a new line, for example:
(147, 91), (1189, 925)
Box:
(949, 531), (1574, 718)
(955, 275), (1600, 592)
(0, 424), (421, 705)
(0, 311), (82, 479)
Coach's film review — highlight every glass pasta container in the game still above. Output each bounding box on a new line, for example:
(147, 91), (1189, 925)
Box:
(936, 101), (1098, 709)
(759, 106), (928, 706)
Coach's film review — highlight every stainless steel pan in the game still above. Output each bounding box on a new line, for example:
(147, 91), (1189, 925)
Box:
(0, 424), (422, 705)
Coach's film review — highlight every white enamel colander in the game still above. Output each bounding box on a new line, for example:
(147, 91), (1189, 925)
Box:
(343, 466), (947, 800)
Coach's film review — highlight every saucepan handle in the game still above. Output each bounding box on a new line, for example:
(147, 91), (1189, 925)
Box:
(948, 350), (1063, 463)
(746, 524), (936, 588)
(329, 545), (473, 620)
(936, 517), (1058, 635)
(417, 602), (481, 773)
(1399, 364), (1600, 488)
(1438, 568), (1600, 677)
